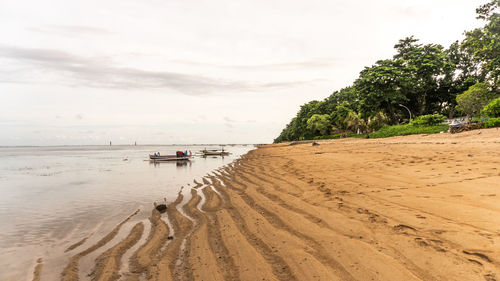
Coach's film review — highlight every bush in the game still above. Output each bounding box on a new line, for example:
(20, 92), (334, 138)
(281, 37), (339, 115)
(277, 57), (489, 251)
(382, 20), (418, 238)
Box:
(456, 82), (496, 118)
(481, 97), (500, 117)
(410, 114), (446, 126)
(483, 117), (500, 128)
(370, 124), (449, 138)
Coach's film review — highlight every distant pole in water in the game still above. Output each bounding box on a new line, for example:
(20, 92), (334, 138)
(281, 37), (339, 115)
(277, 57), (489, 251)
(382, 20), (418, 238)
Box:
(135, 141), (137, 146)
(110, 141), (112, 146)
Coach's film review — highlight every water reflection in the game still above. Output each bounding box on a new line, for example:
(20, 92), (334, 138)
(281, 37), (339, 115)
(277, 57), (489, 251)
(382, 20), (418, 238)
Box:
(199, 155), (226, 159)
(148, 160), (192, 168)
(0, 145), (254, 281)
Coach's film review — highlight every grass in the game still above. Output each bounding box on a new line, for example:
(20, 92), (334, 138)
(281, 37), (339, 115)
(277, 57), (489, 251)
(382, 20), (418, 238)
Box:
(309, 123), (450, 141)
(483, 117), (500, 128)
(369, 124), (449, 138)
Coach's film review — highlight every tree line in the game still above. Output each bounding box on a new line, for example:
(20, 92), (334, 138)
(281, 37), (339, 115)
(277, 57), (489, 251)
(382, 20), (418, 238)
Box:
(274, 0), (500, 143)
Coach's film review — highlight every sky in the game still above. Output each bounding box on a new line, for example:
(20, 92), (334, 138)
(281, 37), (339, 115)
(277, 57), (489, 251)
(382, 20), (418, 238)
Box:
(0, 0), (488, 145)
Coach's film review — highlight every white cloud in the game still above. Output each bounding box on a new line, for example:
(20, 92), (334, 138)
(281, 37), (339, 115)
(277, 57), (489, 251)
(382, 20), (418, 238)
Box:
(0, 0), (488, 145)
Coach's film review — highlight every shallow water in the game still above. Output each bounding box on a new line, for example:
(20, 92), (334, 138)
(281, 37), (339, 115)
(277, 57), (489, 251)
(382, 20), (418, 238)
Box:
(0, 145), (252, 281)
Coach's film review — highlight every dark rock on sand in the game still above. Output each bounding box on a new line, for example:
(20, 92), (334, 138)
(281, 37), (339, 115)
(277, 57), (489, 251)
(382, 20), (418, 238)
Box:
(155, 204), (167, 213)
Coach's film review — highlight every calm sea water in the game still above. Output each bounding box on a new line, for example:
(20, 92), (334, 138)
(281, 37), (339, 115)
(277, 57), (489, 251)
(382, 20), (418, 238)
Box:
(0, 145), (253, 281)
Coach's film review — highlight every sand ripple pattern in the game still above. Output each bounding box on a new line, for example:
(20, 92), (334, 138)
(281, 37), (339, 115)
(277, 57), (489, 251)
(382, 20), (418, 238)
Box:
(37, 129), (500, 281)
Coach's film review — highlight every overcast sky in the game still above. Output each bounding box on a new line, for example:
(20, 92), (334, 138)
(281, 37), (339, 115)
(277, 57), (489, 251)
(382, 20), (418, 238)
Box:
(0, 0), (487, 145)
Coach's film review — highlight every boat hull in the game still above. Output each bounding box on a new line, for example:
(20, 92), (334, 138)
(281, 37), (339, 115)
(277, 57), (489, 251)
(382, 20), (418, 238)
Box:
(203, 152), (229, 155)
(149, 155), (190, 161)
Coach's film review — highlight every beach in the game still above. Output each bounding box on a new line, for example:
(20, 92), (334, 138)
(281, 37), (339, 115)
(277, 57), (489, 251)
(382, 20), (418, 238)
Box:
(34, 129), (500, 281)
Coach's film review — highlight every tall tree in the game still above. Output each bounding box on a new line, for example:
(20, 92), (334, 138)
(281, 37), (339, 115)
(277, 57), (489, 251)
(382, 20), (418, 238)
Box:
(356, 59), (408, 123)
(323, 86), (359, 113)
(438, 41), (482, 117)
(330, 101), (354, 132)
(462, 0), (500, 90)
(394, 37), (447, 115)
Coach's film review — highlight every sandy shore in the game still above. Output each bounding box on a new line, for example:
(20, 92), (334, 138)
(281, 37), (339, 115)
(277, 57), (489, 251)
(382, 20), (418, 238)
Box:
(34, 128), (500, 281)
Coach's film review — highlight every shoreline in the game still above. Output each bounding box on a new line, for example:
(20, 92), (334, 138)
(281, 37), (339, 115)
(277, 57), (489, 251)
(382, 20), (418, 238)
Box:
(33, 128), (500, 280)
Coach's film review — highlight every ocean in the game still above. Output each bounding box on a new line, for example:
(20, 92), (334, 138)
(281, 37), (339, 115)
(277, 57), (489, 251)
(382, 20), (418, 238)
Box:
(0, 144), (253, 281)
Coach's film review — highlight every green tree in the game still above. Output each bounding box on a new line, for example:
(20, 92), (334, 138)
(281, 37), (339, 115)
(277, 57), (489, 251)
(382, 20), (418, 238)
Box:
(481, 97), (500, 117)
(456, 83), (496, 118)
(462, 0), (500, 90)
(438, 41), (482, 117)
(368, 112), (388, 131)
(274, 100), (325, 142)
(356, 59), (408, 123)
(330, 101), (354, 132)
(345, 112), (367, 133)
(323, 87), (359, 113)
(306, 114), (331, 136)
(394, 37), (448, 115)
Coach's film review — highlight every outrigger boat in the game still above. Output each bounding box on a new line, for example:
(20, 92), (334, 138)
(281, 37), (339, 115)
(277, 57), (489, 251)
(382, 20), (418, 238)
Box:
(149, 151), (192, 161)
(200, 149), (230, 156)
(149, 155), (190, 161)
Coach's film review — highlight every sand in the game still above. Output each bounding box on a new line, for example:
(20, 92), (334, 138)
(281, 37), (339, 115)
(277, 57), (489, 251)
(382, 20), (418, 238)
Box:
(36, 128), (500, 281)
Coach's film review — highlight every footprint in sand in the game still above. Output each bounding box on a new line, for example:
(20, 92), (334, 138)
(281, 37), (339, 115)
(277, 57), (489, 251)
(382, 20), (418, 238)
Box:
(463, 250), (492, 263)
(393, 224), (417, 234)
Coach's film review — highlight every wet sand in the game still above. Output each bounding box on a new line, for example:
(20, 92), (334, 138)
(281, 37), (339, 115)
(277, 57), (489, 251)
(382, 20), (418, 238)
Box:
(34, 128), (500, 281)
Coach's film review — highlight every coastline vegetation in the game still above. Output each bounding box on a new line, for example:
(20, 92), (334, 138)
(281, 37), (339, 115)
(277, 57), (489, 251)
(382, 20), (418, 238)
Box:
(369, 124), (449, 139)
(274, 0), (500, 143)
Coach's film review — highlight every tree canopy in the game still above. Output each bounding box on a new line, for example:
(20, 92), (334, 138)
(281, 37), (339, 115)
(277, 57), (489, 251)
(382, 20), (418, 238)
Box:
(456, 83), (496, 118)
(306, 114), (331, 136)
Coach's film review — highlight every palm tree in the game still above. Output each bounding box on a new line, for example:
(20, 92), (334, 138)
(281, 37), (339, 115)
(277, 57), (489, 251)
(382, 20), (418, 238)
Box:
(368, 112), (388, 132)
(345, 112), (367, 134)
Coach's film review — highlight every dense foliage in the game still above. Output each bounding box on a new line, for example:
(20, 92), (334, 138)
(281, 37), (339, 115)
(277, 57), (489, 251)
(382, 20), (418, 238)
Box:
(274, 1), (500, 143)
(410, 114), (447, 126)
(306, 114), (331, 135)
(483, 117), (500, 127)
(456, 83), (496, 117)
(481, 97), (500, 117)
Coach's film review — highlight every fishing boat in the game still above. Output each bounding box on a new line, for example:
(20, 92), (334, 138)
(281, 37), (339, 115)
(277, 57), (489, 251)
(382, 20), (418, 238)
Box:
(149, 155), (190, 161)
(200, 149), (230, 156)
(149, 151), (192, 161)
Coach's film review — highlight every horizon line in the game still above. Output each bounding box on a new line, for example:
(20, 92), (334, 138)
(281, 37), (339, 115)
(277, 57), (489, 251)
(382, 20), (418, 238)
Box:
(0, 143), (262, 148)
